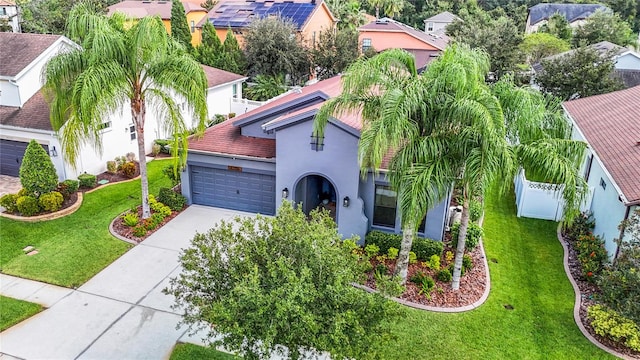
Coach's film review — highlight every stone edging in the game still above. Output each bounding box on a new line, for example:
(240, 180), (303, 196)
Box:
(556, 225), (631, 360)
(84, 174), (141, 194)
(108, 211), (139, 246)
(0, 192), (84, 222)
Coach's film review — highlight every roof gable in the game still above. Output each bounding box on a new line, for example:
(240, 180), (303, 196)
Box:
(0, 90), (52, 131)
(201, 65), (246, 88)
(424, 11), (459, 23)
(528, 3), (608, 25)
(358, 18), (449, 50)
(0, 33), (62, 77)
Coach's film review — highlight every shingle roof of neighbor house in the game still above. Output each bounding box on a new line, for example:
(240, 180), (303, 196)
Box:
(0, 91), (52, 131)
(424, 11), (459, 23)
(563, 85), (640, 205)
(359, 17), (449, 50)
(0, 0), (16, 5)
(201, 65), (246, 88)
(528, 3), (608, 25)
(107, 0), (205, 20)
(0, 32), (61, 77)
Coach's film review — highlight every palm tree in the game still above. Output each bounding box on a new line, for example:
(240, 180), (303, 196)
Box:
(367, 0), (385, 19)
(43, 3), (208, 219)
(384, 0), (405, 19)
(315, 45), (588, 288)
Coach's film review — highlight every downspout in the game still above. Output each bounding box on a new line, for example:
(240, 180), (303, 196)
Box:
(613, 205), (632, 263)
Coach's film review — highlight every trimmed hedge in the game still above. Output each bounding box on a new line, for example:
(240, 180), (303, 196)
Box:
(16, 195), (40, 216)
(78, 173), (96, 188)
(158, 187), (186, 211)
(365, 230), (443, 261)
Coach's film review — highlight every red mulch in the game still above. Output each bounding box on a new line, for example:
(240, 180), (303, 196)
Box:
(364, 243), (487, 308)
(111, 205), (186, 243)
(563, 234), (640, 358)
(79, 162), (140, 193)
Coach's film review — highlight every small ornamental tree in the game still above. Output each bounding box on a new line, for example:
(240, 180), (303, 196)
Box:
(195, 22), (223, 68)
(19, 140), (58, 197)
(311, 28), (359, 80)
(171, 0), (193, 51)
(165, 201), (401, 360)
(221, 28), (246, 74)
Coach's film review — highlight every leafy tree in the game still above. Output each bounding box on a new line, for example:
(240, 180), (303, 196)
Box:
(245, 74), (286, 101)
(538, 13), (572, 42)
(520, 32), (570, 65)
(195, 22), (223, 68)
(311, 28), (359, 80)
(368, 0), (386, 19)
(17, 0), (118, 34)
(325, 0), (368, 30)
(199, 0), (217, 12)
(171, 0), (193, 51)
(221, 28), (246, 74)
(19, 140), (58, 197)
(315, 45), (588, 288)
(536, 46), (624, 100)
(43, 4), (208, 219)
(572, 9), (636, 47)
(603, 0), (639, 32)
(244, 16), (310, 85)
(165, 201), (401, 360)
(0, 18), (13, 32)
(384, 0), (406, 19)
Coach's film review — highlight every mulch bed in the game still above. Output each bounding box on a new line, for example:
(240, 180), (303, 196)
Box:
(2, 192), (78, 217)
(79, 162), (140, 193)
(364, 243), (487, 308)
(562, 233), (640, 358)
(111, 205), (186, 243)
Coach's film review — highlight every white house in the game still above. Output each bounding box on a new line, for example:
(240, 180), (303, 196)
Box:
(0, 32), (246, 181)
(423, 11), (459, 35)
(563, 86), (640, 258)
(0, 0), (20, 33)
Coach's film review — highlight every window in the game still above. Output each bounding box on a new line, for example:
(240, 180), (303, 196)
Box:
(190, 20), (195, 33)
(362, 38), (372, 52)
(373, 185), (397, 228)
(232, 84), (238, 98)
(312, 31), (316, 48)
(599, 177), (606, 190)
(584, 154), (593, 181)
(129, 125), (136, 140)
(426, 22), (434, 32)
(310, 133), (324, 151)
(97, 121), (112, 131)
(1, 8), (6, 16)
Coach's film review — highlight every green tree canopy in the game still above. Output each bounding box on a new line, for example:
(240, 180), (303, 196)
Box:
(325, 0), (368, 30)
(19, 140), (58, 197)
(603, 0), (640, 32)
(221, 28), (246, 74)
(170, 0), (193, 51)
(195, 22), (223, 67)
(43, 3), (208, 218)
(311, 28), (359, 80)
(17, 0), (118, 34)
(520, 32), (570, 65)
(538, 13), (573, 42)
(572, 9), (636, 47)
(165, 201), (401, 360)
(536, 46), (624, 100)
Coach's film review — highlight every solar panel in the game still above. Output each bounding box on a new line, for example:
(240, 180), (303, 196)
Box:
(209, 1), (315, 29)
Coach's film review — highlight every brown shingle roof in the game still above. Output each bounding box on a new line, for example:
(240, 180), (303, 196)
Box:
(201, 65), (245, 88)
(563, 85), (640, 205)
(189, 120), (276, 159)
(0, 33), (61, 77)
(108, 0), (173, 19)
(0, 91), (52, 131)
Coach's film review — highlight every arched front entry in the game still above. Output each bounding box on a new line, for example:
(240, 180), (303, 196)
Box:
(294, 174), (338, 221)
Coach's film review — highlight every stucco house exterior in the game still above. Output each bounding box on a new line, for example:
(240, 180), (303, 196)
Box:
(423, 11), (459, 35)
(563, 86), (640, 258)
(0, 32), (246, 181)
(181, 75), (450, 242)
(194, 0), (336, 47)
(525, 3), (609, 34)
(0, 0), (19, 32)
(358, 17), (450, 71)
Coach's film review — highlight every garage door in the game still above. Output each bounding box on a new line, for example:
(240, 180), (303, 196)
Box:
(190, 165), (276, 215)
(0, 140), (49, 177)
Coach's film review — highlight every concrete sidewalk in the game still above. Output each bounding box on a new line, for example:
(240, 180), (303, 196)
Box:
(0, 206), (251, 360)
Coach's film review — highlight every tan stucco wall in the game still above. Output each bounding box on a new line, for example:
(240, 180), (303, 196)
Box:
(358, 31), (439, 52)
(187, 10), (207, 46)
(300, 3), (336, 46)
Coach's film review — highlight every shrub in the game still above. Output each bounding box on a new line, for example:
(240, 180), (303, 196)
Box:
(125, 152), (136, 162)
(39, 191), (63, 212)
(410, 270), (429, 285)
(563, 211), (595, 242)
(374, 263), (388, 276)
(156, 205), (172, 217)
(78, 173), (97, 188)
(162, 166), (181, 187)
(409, 251), (417, 264)
(445, 251), (454, 262)
(469, 200), (483, 222)
(120, 161), (136, 178)
(419, 276), (435, 297)
(374, 273), (404, 297)
(158, 187), (186, 211)
(151, 212), (165, 225)
(16, 195), (40, 216)
(451, 222), (483, 251)
(387, 247), (399, 260)
(462, 254), (473, 272)
(436, 269), (452, 282)
(428, 254), (440, 270)
(115, 156), (127, 170)
(364, 244), (380, 257)
(143, 218), (158, 231)
(154, 139), (170, 154)
(588, 305), (640, 352)
(63, 179), (79, 193)
(0, 193), (19, 213)
(17, 188), (30, 197)
(106, 160), (117, 174)
(342, 239), (359, 253)
(19, 140), (58, 196)
(57, 180), (79, 200)
(132, 225), (147, 237)
(365, 230), (443, 261)
(151, 144), (162, 156)
(122, 212), (139, 227)
(575, 233), (607, 282)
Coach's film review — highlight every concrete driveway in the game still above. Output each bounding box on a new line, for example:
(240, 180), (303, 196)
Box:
(0, 205), (255, 360)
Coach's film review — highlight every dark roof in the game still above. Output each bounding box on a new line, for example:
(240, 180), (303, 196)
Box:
(201, 65), (246, 88)
(205, 0), (318, 30)
(615, 69), (640, 89)
(0, 91), (52, 131)
(563, 85), (640, 205)
(358, 18), (449, 50)
(0, 32), (62, 77)
(528, 3), (608, 25)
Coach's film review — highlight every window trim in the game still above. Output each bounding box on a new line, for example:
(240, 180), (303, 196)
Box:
(129, 125), (136, 140)
(373, 184), (397, 228)
(362, 38), (372, 52)
(97, 121), (112, 132)
(599, 177), (607, 190)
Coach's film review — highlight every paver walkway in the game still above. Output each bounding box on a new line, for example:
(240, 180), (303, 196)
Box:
(0, 206), (254, 360)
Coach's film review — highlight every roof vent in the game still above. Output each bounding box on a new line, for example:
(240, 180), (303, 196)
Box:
(375, 19), (389, 24)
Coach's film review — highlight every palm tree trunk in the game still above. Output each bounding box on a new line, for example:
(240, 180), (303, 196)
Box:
(375, 6), (380, 19)
(132, 98), (151, 219)
(451, 195), (470, 290)
(393, 221), (415, 285)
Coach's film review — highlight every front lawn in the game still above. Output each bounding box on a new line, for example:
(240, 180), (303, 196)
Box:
(0, 159), (173, 288)
(0, 296), (42, 331)
(170, 343), (239, 360)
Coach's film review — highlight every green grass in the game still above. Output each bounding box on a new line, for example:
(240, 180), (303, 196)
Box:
(170, 343), (239, 360)
(0, 296), (42, 331)
(0, 159), (174, 288)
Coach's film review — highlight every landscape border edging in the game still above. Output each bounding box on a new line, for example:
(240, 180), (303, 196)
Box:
(0, 192), (83, 222)
(108, 211), (140, 246)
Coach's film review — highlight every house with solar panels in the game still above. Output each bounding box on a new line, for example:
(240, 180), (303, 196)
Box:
(194, 0), (336, 47)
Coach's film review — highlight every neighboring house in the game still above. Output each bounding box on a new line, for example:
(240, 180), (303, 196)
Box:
(525, 3), (608, 34)
(0, 0), (19, 32)
(107, 0), (208, 47)
(563, 85), (640, 257)
(358, 17), (450, 71)
(423, 11), (459, 34)
(181, 75), (450, 242)
(194, 0), (336, 47)
(0, 32), (246, 180)
(533, 41), (640, 88)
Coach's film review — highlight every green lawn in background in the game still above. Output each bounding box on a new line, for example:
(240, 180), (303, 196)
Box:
(0, 159), (174, 288)
(169, 343), (239, 360)
(0, 296), (42, 331)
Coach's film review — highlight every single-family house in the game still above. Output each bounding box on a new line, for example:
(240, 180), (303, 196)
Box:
(181, 75), (450, 242)
(525, 3), (609, 34)
(423, 11), (459, 35)
(0, 0), (19, 32)
(107, 0), (208, 47)
(0, 32), (246, 180)
(358, 17), (449, 71)
(194, 0), (336, 47)
(563, 85), (640, 257)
